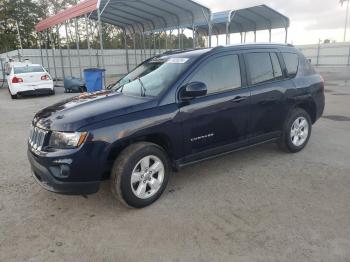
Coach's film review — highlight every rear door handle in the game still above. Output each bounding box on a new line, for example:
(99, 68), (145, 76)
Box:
(231, 96), (248, 103)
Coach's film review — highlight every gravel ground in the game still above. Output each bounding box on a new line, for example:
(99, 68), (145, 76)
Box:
(0, 68), (350, 262)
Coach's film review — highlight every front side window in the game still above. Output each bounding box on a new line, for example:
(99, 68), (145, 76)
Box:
(245, 52), (274, 85)
(282, 52), (299, 77)
(14, 66), (45, 74)
(112, 57), (191, 97)
(190, 54), (241, 94)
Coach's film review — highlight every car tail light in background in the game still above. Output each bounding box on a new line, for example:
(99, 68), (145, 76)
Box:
(12, 77), (23, 84)
(41, 75), (51, 81)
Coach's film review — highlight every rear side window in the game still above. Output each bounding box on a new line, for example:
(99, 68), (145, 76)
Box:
(14, 66), (45, 74)
(282, 53), (299, 77)
(190, 54), (241, 94)
(245, 53), (274, 85)
(270, 53), (283, 79)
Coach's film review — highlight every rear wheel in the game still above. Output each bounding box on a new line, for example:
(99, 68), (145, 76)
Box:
(110, 142), (170, 208)
(10, 93), (17, 99)
(279, 108), (312, 153)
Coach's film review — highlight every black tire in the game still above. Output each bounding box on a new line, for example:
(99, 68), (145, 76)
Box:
(111, 142), (170, 208)
(10, 94), (17, 99)
(50, 89), (55, 95)
(279, 108), (312, 153)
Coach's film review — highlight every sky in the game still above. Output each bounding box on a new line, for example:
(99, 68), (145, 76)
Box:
(196, 0), (350, 45)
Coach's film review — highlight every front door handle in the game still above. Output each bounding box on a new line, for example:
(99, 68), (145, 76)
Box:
(231, 96), (248, 103)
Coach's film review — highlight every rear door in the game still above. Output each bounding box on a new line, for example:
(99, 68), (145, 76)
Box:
(178, 52), (251, 161)
(244, 50), (293, 141)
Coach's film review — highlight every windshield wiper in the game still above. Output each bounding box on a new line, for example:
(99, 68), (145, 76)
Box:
(137, 77), (147, 97)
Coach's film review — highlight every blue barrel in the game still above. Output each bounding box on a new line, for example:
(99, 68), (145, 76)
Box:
(83, 68), (106, 92)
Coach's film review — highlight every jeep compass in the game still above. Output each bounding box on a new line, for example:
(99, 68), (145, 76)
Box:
(28, 44), (325, 208)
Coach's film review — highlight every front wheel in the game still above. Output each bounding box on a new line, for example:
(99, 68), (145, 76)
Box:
(111, 142), (170, 208)
(279, 108), (312, 153)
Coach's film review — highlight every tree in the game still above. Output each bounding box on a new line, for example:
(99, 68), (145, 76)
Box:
(0, 0), (45, 52)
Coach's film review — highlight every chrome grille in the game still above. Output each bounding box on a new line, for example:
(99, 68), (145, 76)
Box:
(29, 125), (48, 151)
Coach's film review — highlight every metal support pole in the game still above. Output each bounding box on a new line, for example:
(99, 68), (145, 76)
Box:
(124, 30), (130, 73)
(181, 29), (184, 49)
(178, 27), (181, 49)
(74, 18), (82, 79)
(216, 35), (219, 46)
(240, 32), (243, 43)
(45, 30), (50, 74)
(285, 27), (288, 43)
(316, 42), (321, 66)
(344, 0), (349, 42)
(269, 29), (272, 43)
(15, 20), (23, 60)
(254, 31), (257, 42)
(153, 33), (156, 55)
(169, 30), (172, 49)
(56, 25), (65, 81)
(226, 22), (230, 45)
(133, 34), (137, 67)
(149, 34), (152, 57)
(49, 31), (58, 84)
(244, 32), (247, 43)
(142, 33), (146, 60)
(97, 8), (105, 69)
(347, 44), (350, 65)
(38, 33), (44, 66)
(208, 22), (212, 48)
(85, 14), (92, 67)
(165, 31), (168, 51)
(158, 33), (161, 54)
(192, 26), (196, 48)
(64, 21), (73, 77)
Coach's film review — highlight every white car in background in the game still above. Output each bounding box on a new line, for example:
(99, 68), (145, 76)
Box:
(6, 62), (54, 99)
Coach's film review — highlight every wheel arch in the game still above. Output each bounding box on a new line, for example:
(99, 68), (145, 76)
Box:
(105, 133), (174, 166)
(295, 98), (317, 124)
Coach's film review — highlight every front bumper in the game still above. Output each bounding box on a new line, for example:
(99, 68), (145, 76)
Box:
(28, 150), (100, 195)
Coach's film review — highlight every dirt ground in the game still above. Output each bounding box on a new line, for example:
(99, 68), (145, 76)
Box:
(0, 67), (350, 262)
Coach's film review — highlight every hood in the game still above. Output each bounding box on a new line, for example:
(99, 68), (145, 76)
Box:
(33, 90), (157, 131)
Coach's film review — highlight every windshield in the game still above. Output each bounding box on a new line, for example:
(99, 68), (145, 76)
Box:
(14, 66), (45, 74)
(112, 57), (191, 97)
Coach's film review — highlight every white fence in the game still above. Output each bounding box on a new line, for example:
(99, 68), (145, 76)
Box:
(1, 43), (350, 82)
(297, 42), (350, 66)
(0, 48), (166, 80)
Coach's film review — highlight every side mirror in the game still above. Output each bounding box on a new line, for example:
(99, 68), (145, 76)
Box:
(180, 82), (207, 100)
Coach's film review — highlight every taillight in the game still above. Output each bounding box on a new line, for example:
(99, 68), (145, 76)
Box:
(12, 77), (23, 84)
(320, 75), (325, 91)
(41, 75), (50, 81)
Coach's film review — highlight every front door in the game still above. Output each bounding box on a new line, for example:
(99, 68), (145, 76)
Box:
(178, 52), (251, 162)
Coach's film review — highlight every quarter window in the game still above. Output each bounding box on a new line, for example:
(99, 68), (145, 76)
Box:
(270, 53), (283, 79)
(190, 54), (241, 94)
(246, 53), (274, 85)
(282, 52), (299, 77)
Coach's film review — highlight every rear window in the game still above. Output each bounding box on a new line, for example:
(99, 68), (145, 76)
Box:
(14, 66), (45, 74)
(282, 53), (299, 77)
(245, 53), (274, 85)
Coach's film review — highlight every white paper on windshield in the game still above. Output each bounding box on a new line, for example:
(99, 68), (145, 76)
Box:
(166, 58), (189, 64)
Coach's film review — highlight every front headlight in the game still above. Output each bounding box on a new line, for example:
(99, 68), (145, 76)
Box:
(48, 131), (87, 149)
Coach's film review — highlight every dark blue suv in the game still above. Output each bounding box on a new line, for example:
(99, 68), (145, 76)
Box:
(28, 44), (325, 208)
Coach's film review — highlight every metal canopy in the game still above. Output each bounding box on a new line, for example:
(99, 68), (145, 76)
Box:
(197, 5), (289, 35)
(35, 0), (211, 34)
(91, 0), (211, 34)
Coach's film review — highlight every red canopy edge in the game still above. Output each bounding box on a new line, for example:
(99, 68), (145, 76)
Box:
(35, 0), (98, 32)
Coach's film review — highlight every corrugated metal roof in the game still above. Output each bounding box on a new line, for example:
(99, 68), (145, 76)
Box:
(91, 0), (211, 33)
(35, 0), (211, 33)
(197, 5), (290, 35)
(35, 0), (98, 32)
